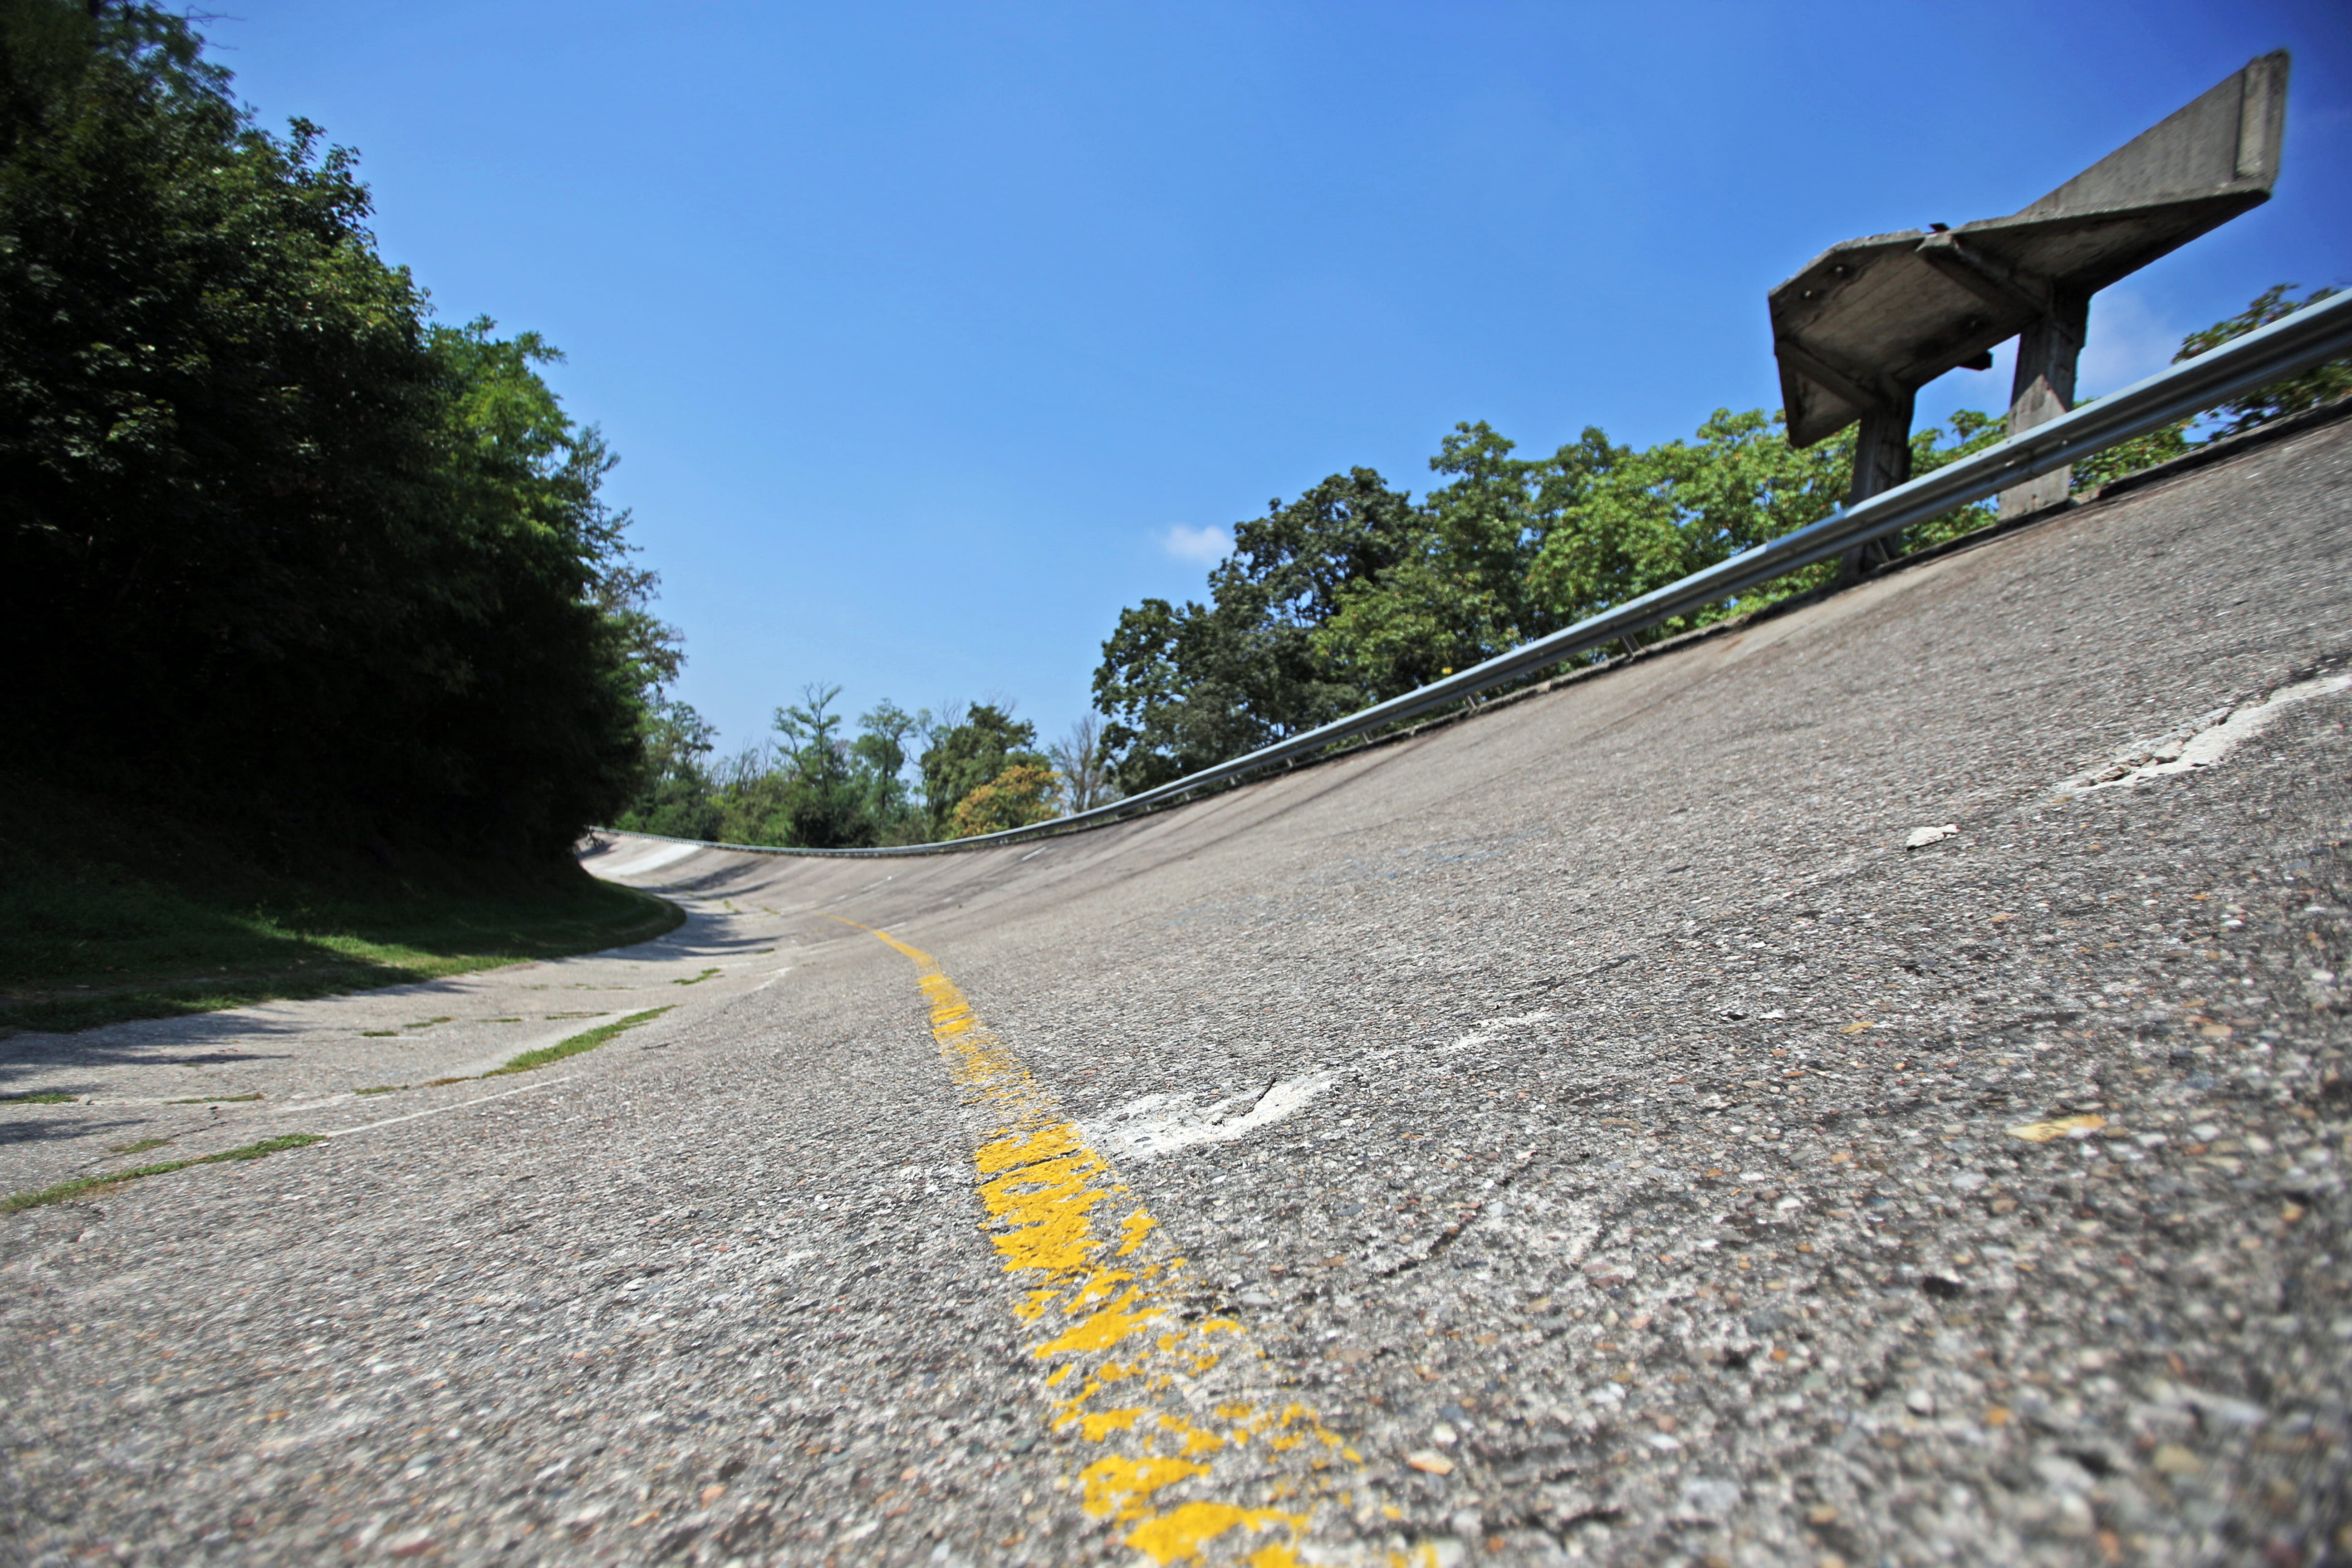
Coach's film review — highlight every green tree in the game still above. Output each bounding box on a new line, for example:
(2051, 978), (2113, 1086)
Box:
(1094, 405), (2014, 790)
(1522, 410), (1838, 634)
(1093, 469), (1421, 790)
(1310, 426), (1620, 695)
(852, 699), (925, 838)
(947, 761), (1063, 838)
(618, 700), (720, 841)
(2180, 284), (2349, 436)
(1516, 408), (2002, 639)
(921, 703), (1044, 834)
(421, 318), (675, 853)
(710, 743), (794, 846)
(773, 684), (872, 848)
(0, 0), (662, 863)
(2070, 421), (2193, 492)
(2078, 284), (2351, 492)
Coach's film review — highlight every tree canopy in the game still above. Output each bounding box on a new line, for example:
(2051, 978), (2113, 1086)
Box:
(0, 0), (672, 865)
(1093, 407), (1998, 792)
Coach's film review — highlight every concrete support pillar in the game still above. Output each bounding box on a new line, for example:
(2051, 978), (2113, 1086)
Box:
(1999, 288), (2092, 518)
(1838, 388), (1916, 580)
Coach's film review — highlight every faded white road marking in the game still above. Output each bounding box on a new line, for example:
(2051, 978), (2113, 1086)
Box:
(322, 1077), (578, 1137)
(1440, 1007), (1557, 1054)
(598, 840), (702, 877)
(1081, 1072), (1340, 1163)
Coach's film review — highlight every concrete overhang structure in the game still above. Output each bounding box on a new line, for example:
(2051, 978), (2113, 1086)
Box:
(1770, 53), (2289, 539)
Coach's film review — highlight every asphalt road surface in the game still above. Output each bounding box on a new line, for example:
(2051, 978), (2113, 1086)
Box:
(4, 415), (2348, 1568)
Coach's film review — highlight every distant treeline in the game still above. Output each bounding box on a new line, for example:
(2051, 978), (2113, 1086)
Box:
(0, 2), (673, 867)
(1088, 288), (2347, 794)
(618, 691), (1117, 849)
(622, 284), (2343, 852)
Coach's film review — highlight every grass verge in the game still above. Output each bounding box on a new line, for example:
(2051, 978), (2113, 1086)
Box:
(486, 1006), (673, 1076)
(0, 774), (684, 1034)
(2, 1133), (325, 1214)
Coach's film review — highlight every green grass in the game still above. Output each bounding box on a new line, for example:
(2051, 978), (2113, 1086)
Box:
(1, 1089), (76, 1104)
(165, 1092), (263, 1105)
(1, 1133), (325, 1214)
(672, 967), (721, 986)
(486, 1006), (673, 1077)
(0, 773), (683, 1034)
(107, 1136), (173, 1156)
(342, 1004), (675, 1101)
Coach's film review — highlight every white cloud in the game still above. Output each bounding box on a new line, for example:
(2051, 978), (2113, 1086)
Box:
(1161, 523), (1232, 564)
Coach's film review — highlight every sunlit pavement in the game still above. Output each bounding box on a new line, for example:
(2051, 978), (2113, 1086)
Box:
(3, 415), (2347, 1566)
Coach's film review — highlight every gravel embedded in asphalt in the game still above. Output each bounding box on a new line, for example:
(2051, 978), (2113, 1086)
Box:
(1, 415), (2347, 1567)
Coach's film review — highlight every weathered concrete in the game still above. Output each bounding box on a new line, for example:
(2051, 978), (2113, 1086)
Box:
(1770, 54), (2290, 475)
(2, 414), (2346, 1567)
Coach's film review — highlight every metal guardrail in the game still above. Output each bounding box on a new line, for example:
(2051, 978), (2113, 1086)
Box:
(597, 289), (2352, 862)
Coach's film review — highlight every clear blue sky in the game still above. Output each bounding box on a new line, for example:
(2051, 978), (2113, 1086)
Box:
(211, 1), (2351, 758)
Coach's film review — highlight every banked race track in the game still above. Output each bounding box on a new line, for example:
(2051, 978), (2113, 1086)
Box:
(5, 412), (2350, 1568)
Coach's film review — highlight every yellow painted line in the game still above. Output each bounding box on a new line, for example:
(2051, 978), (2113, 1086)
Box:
(833, 917), (1436, 1568)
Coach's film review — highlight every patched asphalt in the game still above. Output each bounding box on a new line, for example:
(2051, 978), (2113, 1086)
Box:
(2, 415), (2348, 1567)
